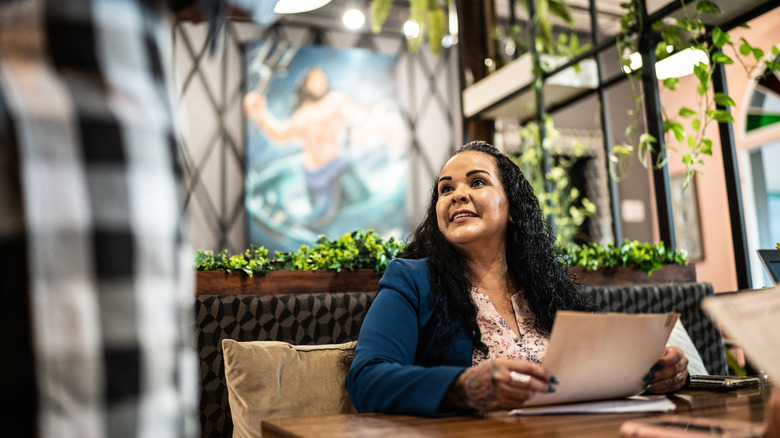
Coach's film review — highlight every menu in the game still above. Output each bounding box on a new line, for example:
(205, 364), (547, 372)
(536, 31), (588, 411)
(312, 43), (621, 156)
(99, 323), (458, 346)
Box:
(700, 285), (780, 379)
(523, 311), (678, 407)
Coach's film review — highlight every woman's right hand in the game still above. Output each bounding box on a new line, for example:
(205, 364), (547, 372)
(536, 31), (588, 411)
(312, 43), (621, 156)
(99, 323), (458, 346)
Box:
(443, 358), (556, 412)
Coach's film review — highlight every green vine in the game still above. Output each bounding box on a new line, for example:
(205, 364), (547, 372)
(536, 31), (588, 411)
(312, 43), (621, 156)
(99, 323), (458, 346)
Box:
(491, 0), (589, 72)
(510, 117), (596, 245)
(616, 0), (780, 189)
(369, 0), (449, 56)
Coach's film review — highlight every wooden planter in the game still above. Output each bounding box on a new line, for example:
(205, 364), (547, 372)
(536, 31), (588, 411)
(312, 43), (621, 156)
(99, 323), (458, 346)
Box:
(196, 269), (382, 295)
(196, 264), (696, 295)
(567, 264), (696, 286)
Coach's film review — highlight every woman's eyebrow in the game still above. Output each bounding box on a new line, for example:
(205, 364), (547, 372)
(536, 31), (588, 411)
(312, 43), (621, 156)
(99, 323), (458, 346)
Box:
(438, 169), (489, 184)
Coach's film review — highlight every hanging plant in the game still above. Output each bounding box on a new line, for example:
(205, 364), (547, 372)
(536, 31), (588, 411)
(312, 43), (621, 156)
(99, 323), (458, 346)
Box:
(510, 116), (596, 245)
(615, 0), (780, 189)
(369, 0), (449, 56)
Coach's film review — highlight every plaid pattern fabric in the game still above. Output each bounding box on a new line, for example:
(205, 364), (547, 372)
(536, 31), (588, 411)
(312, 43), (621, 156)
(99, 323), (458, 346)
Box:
(0, 1), (198, 436)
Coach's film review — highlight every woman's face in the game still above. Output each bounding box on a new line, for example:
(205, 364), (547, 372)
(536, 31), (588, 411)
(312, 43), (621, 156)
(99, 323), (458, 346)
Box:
(435, 151), (511, 254)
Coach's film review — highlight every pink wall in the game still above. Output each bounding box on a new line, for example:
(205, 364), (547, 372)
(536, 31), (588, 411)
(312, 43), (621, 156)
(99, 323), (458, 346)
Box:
(658, 9), (780, 292)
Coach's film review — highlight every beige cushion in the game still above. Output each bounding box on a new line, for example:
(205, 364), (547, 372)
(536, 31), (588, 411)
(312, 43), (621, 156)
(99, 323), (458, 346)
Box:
(222, 339), (357, 438)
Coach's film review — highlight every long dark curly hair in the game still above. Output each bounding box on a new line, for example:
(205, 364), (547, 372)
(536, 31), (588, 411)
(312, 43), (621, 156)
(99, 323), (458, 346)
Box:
(402, 141), (595, 355)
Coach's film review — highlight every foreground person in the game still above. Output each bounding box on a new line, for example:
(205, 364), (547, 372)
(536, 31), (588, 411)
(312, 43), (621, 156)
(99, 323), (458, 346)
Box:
(345, 141), (690, 415)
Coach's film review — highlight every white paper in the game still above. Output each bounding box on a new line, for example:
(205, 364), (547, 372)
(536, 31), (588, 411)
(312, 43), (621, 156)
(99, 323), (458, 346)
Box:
(509, 395), (676, 416)
(524, 311), (679, 407)
(700, 285), (780, 379)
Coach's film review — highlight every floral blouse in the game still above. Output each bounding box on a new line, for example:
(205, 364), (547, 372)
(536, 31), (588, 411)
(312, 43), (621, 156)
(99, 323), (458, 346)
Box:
(471, 290), (549, 366)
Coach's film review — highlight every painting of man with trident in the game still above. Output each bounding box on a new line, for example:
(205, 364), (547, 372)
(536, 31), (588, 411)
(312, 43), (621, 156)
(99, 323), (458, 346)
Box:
(243, 43), (408, 252)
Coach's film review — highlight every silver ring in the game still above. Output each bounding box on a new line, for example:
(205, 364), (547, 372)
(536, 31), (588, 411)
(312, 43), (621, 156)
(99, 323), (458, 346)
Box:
(509, 371), (531, 388)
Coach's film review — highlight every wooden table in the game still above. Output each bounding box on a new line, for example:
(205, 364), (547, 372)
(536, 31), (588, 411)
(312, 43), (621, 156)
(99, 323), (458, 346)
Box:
(262, 385), (773, 437)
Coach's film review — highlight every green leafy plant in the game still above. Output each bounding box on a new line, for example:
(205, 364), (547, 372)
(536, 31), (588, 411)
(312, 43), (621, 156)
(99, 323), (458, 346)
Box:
(370, 0), (448, 55)
(510, 116), (596, 245)
(615, 0), (780, 189)
(560, 239), (689, 275)
(194, 245), (270, 277)
(195, 229), (405, 275)
(492, 3), (590, 73)
(369, 0), (585, 60)
(195, 231), (687, 277)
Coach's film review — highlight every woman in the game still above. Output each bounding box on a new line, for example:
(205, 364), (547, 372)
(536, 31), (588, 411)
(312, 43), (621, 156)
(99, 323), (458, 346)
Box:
(345, 141), (690, 415)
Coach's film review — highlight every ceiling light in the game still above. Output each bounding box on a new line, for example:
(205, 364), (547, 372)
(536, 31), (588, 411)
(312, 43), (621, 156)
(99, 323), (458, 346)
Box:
(657, 48), (709, 79)
(403, 20), (419, 39)
(622, 48), (709, 80)
(442, 35), (456, 48)
(273, 0), (331, 14)
(343, 8), (365, 30)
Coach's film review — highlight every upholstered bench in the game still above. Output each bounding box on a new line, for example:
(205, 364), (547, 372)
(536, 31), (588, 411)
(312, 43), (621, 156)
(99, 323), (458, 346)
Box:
(195, 282), (726, 437)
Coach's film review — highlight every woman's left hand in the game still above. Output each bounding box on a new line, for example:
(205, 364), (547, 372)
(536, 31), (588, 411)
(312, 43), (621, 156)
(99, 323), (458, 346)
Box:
(643, 346), (689, 394)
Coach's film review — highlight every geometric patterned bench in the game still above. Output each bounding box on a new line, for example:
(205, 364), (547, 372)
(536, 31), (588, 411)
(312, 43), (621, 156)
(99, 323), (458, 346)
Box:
(584, 282), (727, 376)
(195, 292), (377, 437)
(195, 282), (725, 437)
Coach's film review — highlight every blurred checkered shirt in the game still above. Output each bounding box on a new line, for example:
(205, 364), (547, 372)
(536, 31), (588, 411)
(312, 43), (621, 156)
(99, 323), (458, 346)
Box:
(0, 1), (200, 436)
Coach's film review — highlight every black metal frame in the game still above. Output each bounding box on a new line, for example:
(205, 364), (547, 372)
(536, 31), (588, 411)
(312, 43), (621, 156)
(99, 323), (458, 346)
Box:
(466, 0), (779, 290)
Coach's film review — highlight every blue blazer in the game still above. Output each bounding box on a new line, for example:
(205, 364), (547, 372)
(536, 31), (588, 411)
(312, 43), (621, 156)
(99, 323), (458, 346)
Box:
(345, 258), (473, 416)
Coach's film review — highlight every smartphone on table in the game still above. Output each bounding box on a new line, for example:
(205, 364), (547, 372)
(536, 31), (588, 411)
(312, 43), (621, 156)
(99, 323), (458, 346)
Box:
(687, 375), (761, 391)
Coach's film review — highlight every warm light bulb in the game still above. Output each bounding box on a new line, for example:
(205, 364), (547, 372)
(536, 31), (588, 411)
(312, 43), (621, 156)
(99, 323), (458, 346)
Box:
(403, 20), (420, 38)
(343, 9), (364, 30)
(273, 0), (331, 14)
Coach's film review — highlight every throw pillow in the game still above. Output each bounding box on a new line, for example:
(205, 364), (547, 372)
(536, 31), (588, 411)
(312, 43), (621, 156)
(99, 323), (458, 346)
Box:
(222, 339), (357, 438)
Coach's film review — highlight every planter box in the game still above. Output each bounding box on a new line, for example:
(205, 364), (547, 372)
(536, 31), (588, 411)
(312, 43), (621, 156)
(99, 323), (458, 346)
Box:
(196, 264), (695, 295)
(196, 269), (382, 295)
(567, 264), (696, 286)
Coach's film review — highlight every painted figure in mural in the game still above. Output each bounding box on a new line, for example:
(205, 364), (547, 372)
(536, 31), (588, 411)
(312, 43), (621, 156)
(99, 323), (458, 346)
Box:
(245, 66), (406, 227)
(245, 67), (373, 226)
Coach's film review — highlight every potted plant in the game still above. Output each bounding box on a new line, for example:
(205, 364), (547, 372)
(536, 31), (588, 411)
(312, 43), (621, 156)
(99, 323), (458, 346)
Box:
(194, 229), (404, 294)
(195, 230), (692, 294)
(561, 239), (694, 286)
(509, 116), (597, 245)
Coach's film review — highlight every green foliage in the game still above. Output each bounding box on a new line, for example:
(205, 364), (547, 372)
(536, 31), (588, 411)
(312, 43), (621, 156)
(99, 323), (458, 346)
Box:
(560, 239), (688, 275)
(616, 0), (780, 190)
(194, 245), (270, 277)
(369, 0), (449, 55)
(369, 0), (392, 34)
(195, 231), (689, 277)
(511, 117), (596, 245)
(195, 230), (405, 275)
(490, 1), (588, 69)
